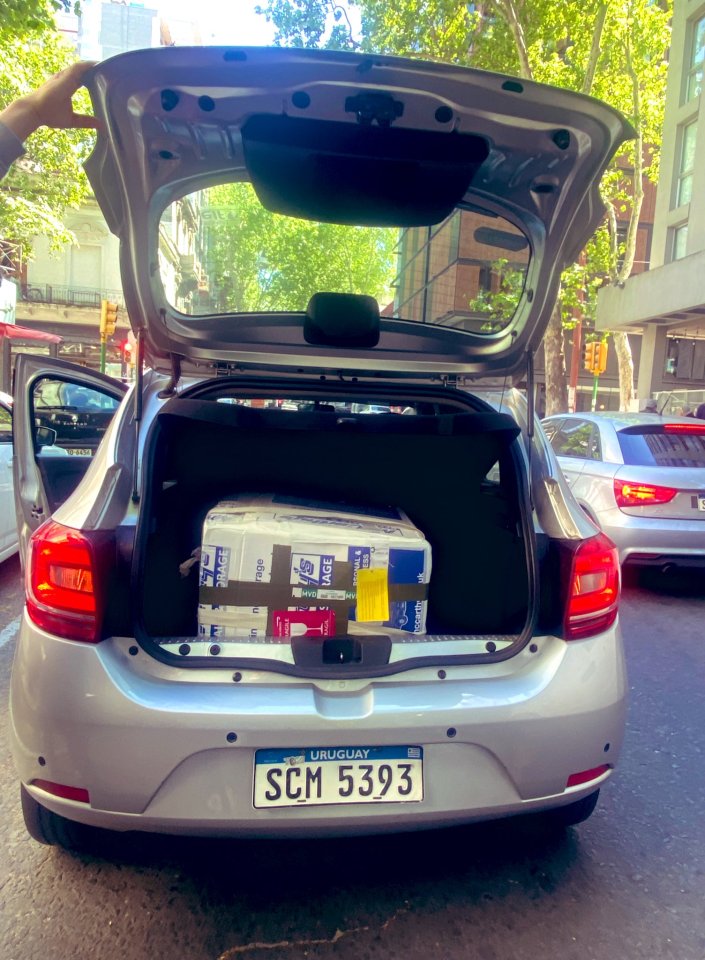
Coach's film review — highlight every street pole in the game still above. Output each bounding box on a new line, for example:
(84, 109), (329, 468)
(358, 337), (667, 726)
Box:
(591, 375), (599, 411)
(100, 333), (106, 374)
(569, 320), (582, 413)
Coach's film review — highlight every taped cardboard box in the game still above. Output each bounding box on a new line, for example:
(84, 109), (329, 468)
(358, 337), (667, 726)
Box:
(197, 495), (431, 639)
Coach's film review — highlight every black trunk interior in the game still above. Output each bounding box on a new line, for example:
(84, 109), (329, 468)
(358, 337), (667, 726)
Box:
(137, 400), (530, 639)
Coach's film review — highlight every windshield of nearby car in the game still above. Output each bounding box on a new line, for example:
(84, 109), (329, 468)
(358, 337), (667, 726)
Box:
(158, 182), (530, 335)
(617, 429), (705, 467)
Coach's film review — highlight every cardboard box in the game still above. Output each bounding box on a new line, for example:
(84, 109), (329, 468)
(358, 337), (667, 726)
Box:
(197, 494), (431, 638)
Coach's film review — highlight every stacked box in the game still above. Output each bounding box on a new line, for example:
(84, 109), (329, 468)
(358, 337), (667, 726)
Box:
(197, 494), (431, 639)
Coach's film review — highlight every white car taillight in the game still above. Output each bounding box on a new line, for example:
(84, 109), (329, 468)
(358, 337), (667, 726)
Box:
(564, 532), (620, 640)
(613, 479), (678, 508)
(26, 520), (113, 643)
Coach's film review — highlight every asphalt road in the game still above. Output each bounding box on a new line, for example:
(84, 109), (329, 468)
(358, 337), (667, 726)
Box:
(0, 556), (703, 960)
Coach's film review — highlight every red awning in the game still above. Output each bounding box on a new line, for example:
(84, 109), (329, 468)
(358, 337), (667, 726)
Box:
(0, 322), (62, 343)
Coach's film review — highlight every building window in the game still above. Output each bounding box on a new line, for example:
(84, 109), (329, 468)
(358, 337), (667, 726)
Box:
(70, 244), (102, 290)
(478, 265), (492, 291)
(686, 15), (705, 102)
(672, 224), (689, 261)
(676, 121), (698, 207)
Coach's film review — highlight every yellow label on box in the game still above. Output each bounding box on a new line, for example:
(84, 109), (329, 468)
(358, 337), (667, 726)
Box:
(355, 568), (390, 622)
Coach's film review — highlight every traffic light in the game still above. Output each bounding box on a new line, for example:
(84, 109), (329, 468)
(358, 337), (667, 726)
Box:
(100, 300), (119, 338)
(582, 340), (608, 376)
(595, 341), (608, 376)
(120, 338), (135, 366)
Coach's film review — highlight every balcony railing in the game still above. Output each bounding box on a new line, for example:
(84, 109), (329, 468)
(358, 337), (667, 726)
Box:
(19, 282), (125, 309)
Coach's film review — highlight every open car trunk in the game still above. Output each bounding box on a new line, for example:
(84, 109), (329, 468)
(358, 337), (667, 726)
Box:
(134, 386), (536, 675)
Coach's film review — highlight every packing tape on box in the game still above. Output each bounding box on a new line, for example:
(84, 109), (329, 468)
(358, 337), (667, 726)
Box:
(198, 542), (428, 635)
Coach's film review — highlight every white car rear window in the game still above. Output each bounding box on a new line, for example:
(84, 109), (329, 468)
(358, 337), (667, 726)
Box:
(617, 429), (705, 467)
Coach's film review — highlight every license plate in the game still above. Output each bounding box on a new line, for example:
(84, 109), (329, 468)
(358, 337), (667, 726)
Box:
(698, 496), (705, 512)
(253, 746), (424, 808)
(67, 447), (93, 456)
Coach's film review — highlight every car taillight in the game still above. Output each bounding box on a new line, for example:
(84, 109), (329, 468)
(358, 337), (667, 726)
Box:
(26, 520), (113, 643)
(663, 423), (705, 434)
(565, 532), (620, 640)
(613, 479), (678, 508)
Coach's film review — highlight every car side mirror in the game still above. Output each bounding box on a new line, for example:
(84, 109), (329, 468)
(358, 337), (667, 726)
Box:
(36, 425), (57, 448)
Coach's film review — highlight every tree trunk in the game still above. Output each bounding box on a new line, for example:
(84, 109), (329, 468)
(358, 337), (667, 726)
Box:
(543, 304), (568, 416)
(581, 3), (609, 95)
(493, 0), (533, 79)
(600, 37), (643, 411)
(612, 330), (635, 411)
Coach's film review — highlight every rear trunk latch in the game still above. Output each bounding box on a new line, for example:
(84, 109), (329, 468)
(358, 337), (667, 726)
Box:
(291, 635), (391, 668)
(345, 92), (404, 128)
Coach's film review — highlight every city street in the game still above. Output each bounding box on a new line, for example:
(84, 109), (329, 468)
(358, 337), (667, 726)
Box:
(0, 556), (703, 960)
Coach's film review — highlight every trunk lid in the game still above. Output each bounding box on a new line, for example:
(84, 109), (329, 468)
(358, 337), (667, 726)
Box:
(85, 46), (632, 379)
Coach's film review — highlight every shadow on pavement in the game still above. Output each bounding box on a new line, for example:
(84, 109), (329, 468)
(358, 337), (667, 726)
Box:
(622, 564), (705, 598)
(0, 554), (21, 588)
(60, 812), (582, 912)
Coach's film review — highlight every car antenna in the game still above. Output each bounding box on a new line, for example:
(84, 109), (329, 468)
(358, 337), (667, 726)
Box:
(657, 392), (672, 416)
(498, 373), (508, 414)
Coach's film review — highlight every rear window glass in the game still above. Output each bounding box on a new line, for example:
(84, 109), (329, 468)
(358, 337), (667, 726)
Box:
(158, 182), (530, 334)
(215, 398), (411, 414)
(617, 430), (705, 467)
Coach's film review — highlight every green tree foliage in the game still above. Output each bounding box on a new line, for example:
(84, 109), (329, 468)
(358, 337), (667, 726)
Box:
(3, 0), (75, 38)
(257, 0), (672, 411)
(254, 0), (358, 50)
(357, 0), (669, 282)
(204, 184), (397, 312)
(360, 0), (671, 411)
(0, 29), (96, 257)
(467, 258), (527, 333)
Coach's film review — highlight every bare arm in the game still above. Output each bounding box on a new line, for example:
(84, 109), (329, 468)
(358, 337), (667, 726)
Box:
(0, 61), (98, 143)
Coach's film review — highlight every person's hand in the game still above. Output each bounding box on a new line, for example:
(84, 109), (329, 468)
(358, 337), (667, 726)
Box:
(0, 62), (99, 143)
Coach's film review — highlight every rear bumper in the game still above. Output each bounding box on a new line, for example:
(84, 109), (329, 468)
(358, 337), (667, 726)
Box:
(10, 614), (626, 837)
(622, 552), (705, 570)
(22, 761), (614, 839)
(598, 510), (705, 566)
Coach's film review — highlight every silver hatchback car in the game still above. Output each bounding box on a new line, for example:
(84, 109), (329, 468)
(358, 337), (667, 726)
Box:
(10, 46), (630, 851)
(542, 412), (705, 568)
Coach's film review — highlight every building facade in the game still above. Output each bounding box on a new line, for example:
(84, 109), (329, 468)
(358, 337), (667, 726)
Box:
(597, 0), (705, 409)
(8, 1), (201, 375)
(393, 210), (530, 334)
(393, 172), (656, 413)
(15, 200), (129, 372)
